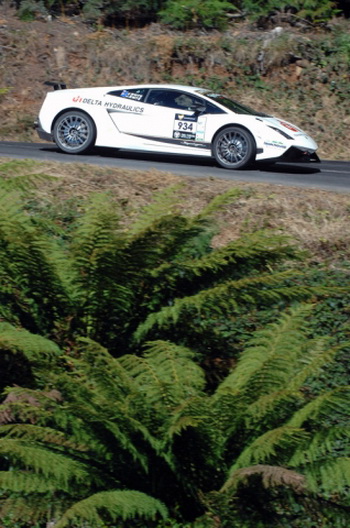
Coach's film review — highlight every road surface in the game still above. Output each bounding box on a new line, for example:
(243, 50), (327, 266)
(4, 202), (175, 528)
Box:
(0, 141), (349, 193)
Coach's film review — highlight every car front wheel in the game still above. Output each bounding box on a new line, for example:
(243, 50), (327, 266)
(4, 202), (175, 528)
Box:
(213, 126), (256, 169)
(53, 111), (96, 154)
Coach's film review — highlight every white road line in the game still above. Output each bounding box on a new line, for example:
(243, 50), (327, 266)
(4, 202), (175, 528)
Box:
(325, 170), (350, 174)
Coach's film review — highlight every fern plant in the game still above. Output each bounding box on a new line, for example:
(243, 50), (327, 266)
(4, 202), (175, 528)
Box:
(0, 306), (349, 526)
(0, 182), (321, 360)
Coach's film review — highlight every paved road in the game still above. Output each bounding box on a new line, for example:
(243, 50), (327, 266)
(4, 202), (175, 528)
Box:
(1, 141), (349, 192)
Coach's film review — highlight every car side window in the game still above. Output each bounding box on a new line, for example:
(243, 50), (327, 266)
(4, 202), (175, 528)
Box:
(146, 89), (204, 111)
(146, 89), (178, 108)
(173, 93), (197, 109)
(205, 101), (226, 114)
(107, 88), (148, 102)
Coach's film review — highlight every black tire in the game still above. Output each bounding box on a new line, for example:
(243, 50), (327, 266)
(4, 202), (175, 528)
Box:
(53, 111), (96, 154)
(212, 126), (256, 169)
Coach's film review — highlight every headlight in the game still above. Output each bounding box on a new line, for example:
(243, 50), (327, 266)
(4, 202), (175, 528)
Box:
(268, 126), (293, 140)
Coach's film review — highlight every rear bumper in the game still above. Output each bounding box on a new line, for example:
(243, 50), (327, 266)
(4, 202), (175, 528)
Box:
(33, 119), (53, 142)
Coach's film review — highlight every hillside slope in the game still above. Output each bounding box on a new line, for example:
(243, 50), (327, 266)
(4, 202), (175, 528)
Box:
(0, 5), (349, 160)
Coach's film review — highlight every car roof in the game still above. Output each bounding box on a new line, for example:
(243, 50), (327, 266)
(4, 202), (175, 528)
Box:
(136, 84), (207, 93)
(72, 84), (208, 94)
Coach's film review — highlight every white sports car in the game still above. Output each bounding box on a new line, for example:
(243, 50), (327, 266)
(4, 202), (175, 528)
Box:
(35, 82), (319, 169)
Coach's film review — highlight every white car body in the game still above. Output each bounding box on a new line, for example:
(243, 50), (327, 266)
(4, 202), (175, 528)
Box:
(35, 83), (319, 169)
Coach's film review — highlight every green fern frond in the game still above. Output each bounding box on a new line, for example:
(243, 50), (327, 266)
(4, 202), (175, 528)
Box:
(57, 342), (159, 458)
(69, 193), (136, 336)
(125, 215), (211, 287)
(71, 338), (136, 399)
(0, 387), (121, 464)
(289, 426), (350, 467)
(127, 184), (184, 236)
(225, 426), (310, 475)
(206, 230), (301, 266)
(305, 457), (350, 495)
(165, 396), (219, 459)
(49, 390), (152, 471)
(0, 424), (86, 451)
(0, 469), (57, 493)
(217, 304), (314, 397)
(71, 193), (121, 255)
(44, 382), (157, 471)
(151, 230), (300, 289)
(120, 340), (205, 406)
(244, 390), (301, 426)
(0, 188), (33, 230)
(287, 338), (342, 393)
(71, 194), (123, 278)
(288, 387), (350, 428)
(0, 439), (92, 490)
(166, 412), (207, 439)
(194, 187), (246, 220)
(166, 394), (211, 431)
(134, 270), (314, 342)
(0, 191), (73, 333)
(54, 490), (168, 528)
(222, 464), (306, 493)
(0, 322), (62, 369)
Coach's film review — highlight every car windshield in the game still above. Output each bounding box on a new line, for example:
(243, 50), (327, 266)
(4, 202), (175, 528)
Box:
(204, 93), (270, 117)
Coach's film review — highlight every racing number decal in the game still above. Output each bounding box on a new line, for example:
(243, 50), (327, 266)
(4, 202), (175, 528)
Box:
(177, 121), (194, 131)
(173, 114), (207, 141)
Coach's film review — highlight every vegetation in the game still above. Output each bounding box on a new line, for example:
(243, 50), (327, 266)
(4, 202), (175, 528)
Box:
(0, 172), (314, 355)
(0, 162), (349, 526)
(0, 309), (349, 527)
(13, 0), (350, 27)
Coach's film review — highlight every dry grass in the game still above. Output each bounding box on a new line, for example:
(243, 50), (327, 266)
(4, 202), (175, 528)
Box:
(2, 158), (349, 264)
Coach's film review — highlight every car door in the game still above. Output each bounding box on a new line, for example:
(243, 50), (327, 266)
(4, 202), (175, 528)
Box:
(141, 88), (213, 151)
(110, 88), (193, 146)
(105, 87), (216, 152)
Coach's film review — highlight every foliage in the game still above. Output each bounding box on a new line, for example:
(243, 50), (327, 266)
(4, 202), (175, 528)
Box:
(0, 174), (349, 526)
(17, 0), (49, 21)
(239, 0), (341, 24)
(11, 0), (349, 28)
(0, 307), (349, 526)
(15, 0), (165, 25)
(0, 181), (323, 363)
(159, 0), (233, 30)
(81, 0), (163, 24)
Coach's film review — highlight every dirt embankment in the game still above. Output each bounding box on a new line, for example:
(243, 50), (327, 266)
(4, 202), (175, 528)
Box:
(0, 5), (349, 159)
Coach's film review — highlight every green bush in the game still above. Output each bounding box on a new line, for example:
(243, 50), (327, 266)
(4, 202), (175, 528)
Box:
(159, 0), (233, 30)
(17, 0), (48, 21)
(240, 0), (341, 24)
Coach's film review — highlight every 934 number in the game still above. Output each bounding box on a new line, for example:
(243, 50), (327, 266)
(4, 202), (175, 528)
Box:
(177, 122), (193, 131)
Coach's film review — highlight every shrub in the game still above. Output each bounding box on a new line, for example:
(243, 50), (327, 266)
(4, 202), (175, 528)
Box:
(159, 0), (233, 30)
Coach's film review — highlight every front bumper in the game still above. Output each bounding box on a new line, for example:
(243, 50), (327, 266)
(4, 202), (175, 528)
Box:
(33, 119), (53, 142)
(279, 146), (320, 163)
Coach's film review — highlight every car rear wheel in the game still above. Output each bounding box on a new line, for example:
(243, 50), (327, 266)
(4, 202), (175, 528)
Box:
(213, 126), (256, 169)
(53, 111), (96, 154)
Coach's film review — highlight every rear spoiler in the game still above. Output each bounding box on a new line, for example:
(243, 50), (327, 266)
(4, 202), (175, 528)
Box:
(44, 81), (67, 90)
